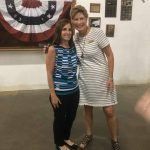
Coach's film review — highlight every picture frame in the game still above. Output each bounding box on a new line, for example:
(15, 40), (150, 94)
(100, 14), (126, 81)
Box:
(89, 17), (101, 28)
(90, 3), (100, 13)
(106, 24), (115, 37)
(121, 0), (133, 20)
(105, 0), (117, 17)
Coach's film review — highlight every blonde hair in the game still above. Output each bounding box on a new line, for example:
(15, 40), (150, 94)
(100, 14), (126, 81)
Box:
(70, 5), (88, 19)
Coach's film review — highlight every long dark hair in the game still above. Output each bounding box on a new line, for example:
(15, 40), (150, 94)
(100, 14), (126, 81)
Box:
(52, 19), (74, 47)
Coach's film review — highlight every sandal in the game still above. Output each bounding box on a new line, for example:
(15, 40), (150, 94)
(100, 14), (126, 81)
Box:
(64, 140), (79, 150)
(56, 145), (70, 150)
(111, 140), (120, 150)
(65, 142), (79, 150)
(79, 135), (93, 149)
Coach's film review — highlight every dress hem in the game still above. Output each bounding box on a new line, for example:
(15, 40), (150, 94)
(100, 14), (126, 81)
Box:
(79, 102), (118, 107)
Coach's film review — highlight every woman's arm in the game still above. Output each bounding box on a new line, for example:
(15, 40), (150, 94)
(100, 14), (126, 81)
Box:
(46, 46), (61, 108)
(102, 45), (114, 89)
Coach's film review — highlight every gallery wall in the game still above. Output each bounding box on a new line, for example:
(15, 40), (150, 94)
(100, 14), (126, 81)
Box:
(77, 0), (150, 84)
(0, 0), (150, 91)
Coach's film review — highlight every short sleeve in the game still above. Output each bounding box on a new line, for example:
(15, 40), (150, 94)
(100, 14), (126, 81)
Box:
(96, 29), (109, 49)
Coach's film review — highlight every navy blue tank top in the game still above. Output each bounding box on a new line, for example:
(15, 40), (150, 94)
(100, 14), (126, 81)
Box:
(53, 45), (78, 95)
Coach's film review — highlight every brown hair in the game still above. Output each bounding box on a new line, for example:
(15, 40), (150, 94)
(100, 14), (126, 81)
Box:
(70, 5), (88, 19)
(45, 19), (74, 53)
(52, 19), (74, 47)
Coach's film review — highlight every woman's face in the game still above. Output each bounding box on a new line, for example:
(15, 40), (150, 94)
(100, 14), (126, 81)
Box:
(72, 12), (87, 33)
(61, 23), (72, 42)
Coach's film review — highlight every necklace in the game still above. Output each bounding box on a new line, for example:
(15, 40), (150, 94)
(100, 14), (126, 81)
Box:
(76, 35), (86, 58)
(76, 27), (90, 58)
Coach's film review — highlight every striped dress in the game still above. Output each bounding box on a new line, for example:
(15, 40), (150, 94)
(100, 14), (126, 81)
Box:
(74, 28), (117, 107)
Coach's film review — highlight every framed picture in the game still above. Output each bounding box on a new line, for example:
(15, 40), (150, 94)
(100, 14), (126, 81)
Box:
(90, 3), (100, 13)
(105, 0), (117, 17)
(121, 0), (133, 20)
(106, 24), (115, 37)
(89, 17), (101, 28)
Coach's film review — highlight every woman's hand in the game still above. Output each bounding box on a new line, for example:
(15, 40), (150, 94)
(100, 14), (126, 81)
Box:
(50, 94), (62, 109)
(107, 79), (114, 91)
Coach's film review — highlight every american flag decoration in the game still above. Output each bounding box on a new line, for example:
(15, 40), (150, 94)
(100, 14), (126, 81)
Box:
(0, 0), (73, 42)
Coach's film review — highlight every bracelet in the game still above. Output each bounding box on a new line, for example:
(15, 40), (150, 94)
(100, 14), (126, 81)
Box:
(108, 77), (113, 81)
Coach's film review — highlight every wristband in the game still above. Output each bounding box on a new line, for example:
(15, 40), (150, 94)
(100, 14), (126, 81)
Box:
(109, 77), (113, 81)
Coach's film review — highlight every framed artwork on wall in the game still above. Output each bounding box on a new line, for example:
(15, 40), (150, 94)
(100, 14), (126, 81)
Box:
(90, 3), (101, 13)
(105, 0), (117, 17)
(106, 24), (115, 37)
(121, 0), (133, 20)
(89, 17), (101, 28)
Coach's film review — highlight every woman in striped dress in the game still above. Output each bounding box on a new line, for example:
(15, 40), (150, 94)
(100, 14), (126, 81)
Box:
(70, 5), (120, 150)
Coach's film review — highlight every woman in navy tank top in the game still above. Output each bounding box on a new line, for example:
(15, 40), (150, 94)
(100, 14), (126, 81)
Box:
(46, 19), (79, 150)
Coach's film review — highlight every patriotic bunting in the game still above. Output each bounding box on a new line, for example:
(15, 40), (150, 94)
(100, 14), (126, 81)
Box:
(0, 0), (73, 42)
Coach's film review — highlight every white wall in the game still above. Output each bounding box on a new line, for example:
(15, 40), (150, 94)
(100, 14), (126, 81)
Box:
(0, 0), (150, 91)
(0, 51), (48, 91)
(77, 0), (150, 84)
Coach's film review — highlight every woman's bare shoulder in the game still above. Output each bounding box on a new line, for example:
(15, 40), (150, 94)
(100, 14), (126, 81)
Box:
(48, 45), (55, 53)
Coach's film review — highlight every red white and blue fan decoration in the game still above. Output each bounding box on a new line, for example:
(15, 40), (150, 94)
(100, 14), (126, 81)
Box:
(0, 0), (73, 42)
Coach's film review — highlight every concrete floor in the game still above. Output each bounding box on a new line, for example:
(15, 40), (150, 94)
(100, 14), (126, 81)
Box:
(0, 84), (150, 150)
